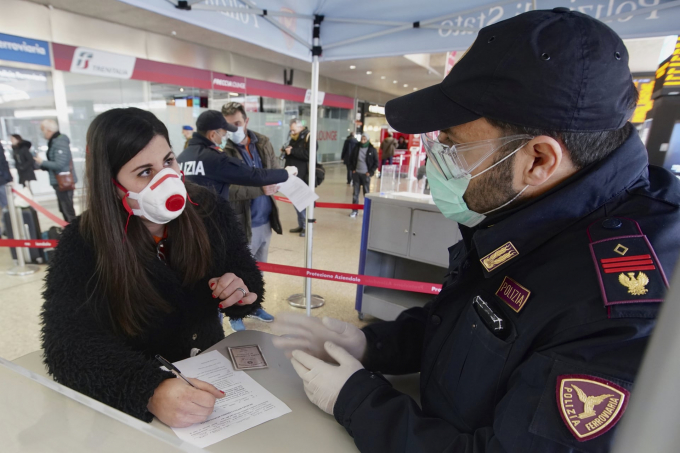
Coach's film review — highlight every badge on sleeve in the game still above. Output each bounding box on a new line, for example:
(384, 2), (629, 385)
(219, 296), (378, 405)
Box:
(588, 218), (669, 307)
(557, 375), (629, 441)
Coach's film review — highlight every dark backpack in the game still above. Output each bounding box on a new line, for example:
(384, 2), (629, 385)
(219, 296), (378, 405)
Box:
(315, 163), (325, 187)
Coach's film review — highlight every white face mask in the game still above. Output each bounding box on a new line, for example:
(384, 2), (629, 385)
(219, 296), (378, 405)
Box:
(229, 126), (246, 144)
(115, 168), (187, 225)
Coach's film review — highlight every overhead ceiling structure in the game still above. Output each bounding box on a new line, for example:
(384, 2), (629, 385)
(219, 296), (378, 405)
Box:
(23, 0), (678, 97)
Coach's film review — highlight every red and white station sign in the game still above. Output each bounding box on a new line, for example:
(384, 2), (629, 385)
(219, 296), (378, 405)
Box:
(211, 73), (247, 93)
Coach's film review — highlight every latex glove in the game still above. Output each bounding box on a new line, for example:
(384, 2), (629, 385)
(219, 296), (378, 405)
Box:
(291, 342), (364, 414)
(272, 313), (367, 363)
(285, 166), (298, 177)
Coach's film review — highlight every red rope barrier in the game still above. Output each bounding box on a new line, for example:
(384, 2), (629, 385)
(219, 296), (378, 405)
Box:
(257, 261), (441, 295)
(274, 196), (364, 210)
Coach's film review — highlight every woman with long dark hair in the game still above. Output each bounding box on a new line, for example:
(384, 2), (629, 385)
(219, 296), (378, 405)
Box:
(9, 134), (36, 192)
(41, 108), (265, 428)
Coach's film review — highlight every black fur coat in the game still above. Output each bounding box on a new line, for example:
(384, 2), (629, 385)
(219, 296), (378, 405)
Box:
(40, 191), (264, 422)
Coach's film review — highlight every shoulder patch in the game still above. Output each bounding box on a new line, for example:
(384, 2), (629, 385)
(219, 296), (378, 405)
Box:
(557, 374), (629, 442)
(588, 218), (669, 307)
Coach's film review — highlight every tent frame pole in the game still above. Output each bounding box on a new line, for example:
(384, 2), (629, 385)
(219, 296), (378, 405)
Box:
(305, 53), (320, 316)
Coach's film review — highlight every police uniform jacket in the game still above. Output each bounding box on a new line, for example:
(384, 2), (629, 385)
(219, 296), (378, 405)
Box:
(334, 126), (680, 452)
(223, 130), (283, 242)
(41, 189), (264, 422)
(178, 133), (288, 200)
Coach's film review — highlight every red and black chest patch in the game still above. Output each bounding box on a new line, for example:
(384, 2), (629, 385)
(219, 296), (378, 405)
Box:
(588, 218), (669, 306)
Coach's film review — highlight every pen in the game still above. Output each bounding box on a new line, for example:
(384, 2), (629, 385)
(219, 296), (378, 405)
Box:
(155, 354), (197, 388)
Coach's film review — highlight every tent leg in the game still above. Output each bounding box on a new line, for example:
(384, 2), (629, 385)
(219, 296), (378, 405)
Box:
(304, 55), (323, 315)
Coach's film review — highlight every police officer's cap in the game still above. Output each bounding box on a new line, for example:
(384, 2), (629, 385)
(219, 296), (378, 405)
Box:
(386, 8), (636, 134)
(196, 110), (237, 132)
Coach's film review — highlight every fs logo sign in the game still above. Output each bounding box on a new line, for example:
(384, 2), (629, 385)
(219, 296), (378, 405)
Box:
(70, 47), (136, 79)
(75, 51), (93, 70)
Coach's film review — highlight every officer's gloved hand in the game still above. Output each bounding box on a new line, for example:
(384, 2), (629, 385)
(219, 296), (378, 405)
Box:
(285, 166), (298, 177)
(272, 313), (367, 363)
(291, 341), (364, 415)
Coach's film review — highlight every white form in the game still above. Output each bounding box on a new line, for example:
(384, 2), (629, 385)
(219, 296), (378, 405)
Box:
(170, 350), (291, 448)
(276, 175), (319, 211)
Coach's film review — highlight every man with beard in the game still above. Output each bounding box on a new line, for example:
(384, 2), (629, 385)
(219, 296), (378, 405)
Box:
(272, 8), (680, 453)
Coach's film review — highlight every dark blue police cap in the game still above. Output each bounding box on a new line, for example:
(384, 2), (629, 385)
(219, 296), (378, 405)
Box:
(386, 8), (636, 134)
(196, 110), (237, 132)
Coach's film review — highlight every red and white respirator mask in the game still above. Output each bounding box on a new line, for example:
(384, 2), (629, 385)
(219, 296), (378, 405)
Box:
(114, 168), (187, 226)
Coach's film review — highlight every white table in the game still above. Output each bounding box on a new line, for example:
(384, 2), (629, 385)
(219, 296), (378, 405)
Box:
(8, 330), (419, 452)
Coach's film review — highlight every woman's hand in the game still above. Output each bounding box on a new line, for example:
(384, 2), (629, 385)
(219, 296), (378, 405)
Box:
(148, 377), (225, 428)
(209, 273), (257, 308)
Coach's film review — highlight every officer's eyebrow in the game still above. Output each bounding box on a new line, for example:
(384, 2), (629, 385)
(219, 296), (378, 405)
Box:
(130, 151), (173, 173)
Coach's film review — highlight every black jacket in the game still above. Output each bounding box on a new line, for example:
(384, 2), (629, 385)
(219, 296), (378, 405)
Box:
(349, 143), (379, 176)
(0, 143), (12, 186)
(41, 190), (264, 422)
(341, 136), (358, 166)
(283, 128), (317, 185)
(223, 130), (283, 242)
(335, 127), (680, 452)
(178, 133), (288, 200)
(40, 133), (76, 187)
(12, 140), (36, 185)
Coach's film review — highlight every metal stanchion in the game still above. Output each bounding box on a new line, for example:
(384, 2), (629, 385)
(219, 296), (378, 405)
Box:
(5, 184), (39, 276)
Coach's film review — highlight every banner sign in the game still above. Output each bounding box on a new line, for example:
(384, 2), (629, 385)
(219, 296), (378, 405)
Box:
(212, 73), (247, 93)
(0, 33), (50, 67)
(70, 47), (136, 79)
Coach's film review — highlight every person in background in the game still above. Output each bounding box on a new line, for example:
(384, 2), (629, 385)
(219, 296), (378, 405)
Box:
(221, 102), (280, 331)
(42, 107), (264, 428)
(348, 134), (378, 218)
(182, 125), (193, 150)
(396, 135), (408, 149)
(379, 132), (396, 167)
(10, 134), (36, 194)
(341, 133), (358, 185)
(282, 118), (316, 237)
(35, 119), (77, 223)
(0, 142), (12, 237)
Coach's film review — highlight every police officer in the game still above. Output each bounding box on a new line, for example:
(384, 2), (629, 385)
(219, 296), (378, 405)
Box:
(178, 110), (296, 200)
(273, 9), (680, 452)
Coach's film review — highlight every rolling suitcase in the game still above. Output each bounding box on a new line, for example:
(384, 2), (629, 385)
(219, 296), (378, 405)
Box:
(3, 206), (44, 264)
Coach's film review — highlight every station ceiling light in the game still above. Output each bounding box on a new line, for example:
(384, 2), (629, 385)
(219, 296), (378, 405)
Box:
(366, 71), (372, 75)
(393, 80), (397, 84)
(349, 65), (356, 69)
(380, 76), (386, 79)
(403, 84), (408, 87)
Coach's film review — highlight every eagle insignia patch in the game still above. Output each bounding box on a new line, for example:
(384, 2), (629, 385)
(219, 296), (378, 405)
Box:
(557, 375), (629, 442)
(618, 272), (649, 296)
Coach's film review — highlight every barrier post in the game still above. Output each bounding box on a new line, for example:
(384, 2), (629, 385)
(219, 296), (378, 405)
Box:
(5, 184), (39, 276)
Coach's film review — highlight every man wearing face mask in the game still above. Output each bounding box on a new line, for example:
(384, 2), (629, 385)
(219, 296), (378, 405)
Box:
(272, 9), (680, 453)
(221, 102), (281, 331)
(178, 110), (296, 201)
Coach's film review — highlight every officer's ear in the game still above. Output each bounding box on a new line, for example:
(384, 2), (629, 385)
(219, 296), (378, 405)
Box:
(516, 135), (574, 188)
